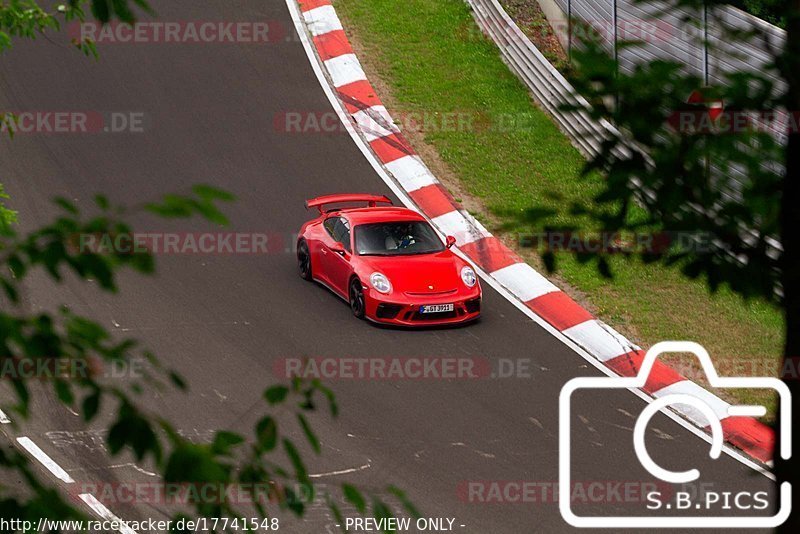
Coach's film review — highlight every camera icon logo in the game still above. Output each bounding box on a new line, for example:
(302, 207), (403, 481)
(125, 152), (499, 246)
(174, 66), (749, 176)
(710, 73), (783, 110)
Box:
(559, 341), (792, 528)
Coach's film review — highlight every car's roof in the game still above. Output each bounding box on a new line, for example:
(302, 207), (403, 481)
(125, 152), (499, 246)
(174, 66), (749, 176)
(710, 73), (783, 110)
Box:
(331, 206), (427, 225)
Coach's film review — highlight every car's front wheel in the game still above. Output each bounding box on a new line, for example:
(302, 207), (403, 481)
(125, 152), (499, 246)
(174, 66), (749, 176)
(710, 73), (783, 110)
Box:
(349, 278), (365, 319)
(297, 239), (312, 281)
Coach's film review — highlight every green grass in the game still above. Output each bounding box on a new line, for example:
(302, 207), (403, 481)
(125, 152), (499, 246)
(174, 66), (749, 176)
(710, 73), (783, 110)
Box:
(335, 0), (783, 415)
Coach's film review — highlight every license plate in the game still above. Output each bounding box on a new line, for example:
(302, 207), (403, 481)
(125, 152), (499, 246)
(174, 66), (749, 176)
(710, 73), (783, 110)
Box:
(419, 304), (454, 314)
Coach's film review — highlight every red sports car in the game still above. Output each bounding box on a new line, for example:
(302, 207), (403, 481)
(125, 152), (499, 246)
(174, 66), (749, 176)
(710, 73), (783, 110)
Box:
(297, 194), (481, 326)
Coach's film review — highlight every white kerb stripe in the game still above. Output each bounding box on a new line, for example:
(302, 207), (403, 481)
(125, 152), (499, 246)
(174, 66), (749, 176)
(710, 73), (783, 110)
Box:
(385, 155), (438, 192)
(562, 319), (638, 362)
(431, 211), (490, 246)
(0, 408), (10, 424)
(80, 493), (138, 534)
(16, 437), (74, 483)
(352, 105), (400, 142)
(491, 262), (559, 302)
(324, 54), (367, 88)
(653, 381), (731, 427)
(302, 5), (343, 37)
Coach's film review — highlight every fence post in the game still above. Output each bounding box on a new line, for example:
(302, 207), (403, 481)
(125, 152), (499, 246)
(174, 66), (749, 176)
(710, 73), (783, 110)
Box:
(612, 0), (619, 109)
(568, 0), (572, 61)
(702, 1), (709, 85)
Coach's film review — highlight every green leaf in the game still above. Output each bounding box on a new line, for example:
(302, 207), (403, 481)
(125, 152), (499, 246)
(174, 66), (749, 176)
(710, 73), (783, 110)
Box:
(211, 431), (244, 455)
(283, 438), (308, 483)
(54, 379), (74, 406)
(342, 484), (366, 514)
(94, 194), (109, 210)
(372, 498), (394, 532)
(255, 416), (277, 451)
(82, 391), (100, 421)
(327, 495), (346, 531)
(297, 413), (321, 454)
(387, 486), (420, 519)
(169, 370), (187, 390)
(54, 197), (79, 215)
(191, 184), (235, 202)
(264, 385), (289, 405)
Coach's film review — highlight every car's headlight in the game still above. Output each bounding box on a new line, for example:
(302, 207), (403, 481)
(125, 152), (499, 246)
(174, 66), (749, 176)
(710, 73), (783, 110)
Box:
(370, 272), (392, 294)
(461, 266), (477, 287)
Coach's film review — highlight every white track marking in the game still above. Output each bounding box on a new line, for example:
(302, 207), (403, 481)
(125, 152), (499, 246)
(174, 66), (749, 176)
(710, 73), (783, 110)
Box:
(302, 5), (343, 36)
(384, 155), (438, 192)
(309, 461), (371, 478)
(16, 437), (75, 483)
(653, 381), (732, 427)
(430, 211), (490, 245)
(0, 408), (10, 424)
(491, 262), (559, 302)
(323, 54), (367, 87)
(352, 105), (400, 141)
(562, 320), (639, 362)
(285, 0), (774, 481)
(79, 494), (138, 534)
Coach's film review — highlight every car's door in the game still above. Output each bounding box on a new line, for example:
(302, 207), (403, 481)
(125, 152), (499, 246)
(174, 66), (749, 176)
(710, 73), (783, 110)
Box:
(320, 215), (353, 297)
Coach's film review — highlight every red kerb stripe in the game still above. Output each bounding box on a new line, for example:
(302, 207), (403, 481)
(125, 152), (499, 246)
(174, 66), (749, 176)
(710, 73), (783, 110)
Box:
(458, 237), (521, 273)
(526, 291), (593, 331)
(717, 417), (774, 463)
(337, 80), (383, 114)
(605, 350), (685, 394)
(369, 133), (415, 163)
(410, 185), (458, 219)
(313, 30), (352, 62)
(299, 0), (332, 12)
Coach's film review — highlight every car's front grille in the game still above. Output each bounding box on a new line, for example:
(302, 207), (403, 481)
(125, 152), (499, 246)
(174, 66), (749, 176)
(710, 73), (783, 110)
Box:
(404, 288), (458, 297)
(405, 308), (464, 321)
(465, 297), (481, 314)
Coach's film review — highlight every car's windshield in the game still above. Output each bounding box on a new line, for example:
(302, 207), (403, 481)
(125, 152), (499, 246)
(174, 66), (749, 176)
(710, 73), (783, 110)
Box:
(354, 221), (445, 256)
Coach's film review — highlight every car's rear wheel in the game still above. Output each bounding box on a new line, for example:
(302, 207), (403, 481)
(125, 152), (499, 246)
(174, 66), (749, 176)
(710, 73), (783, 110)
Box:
(297, 239), (312, 281)
(349, 278), (365, 319)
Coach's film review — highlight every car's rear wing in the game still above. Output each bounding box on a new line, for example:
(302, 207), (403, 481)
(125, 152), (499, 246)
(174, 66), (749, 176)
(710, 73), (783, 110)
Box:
(304, 194), (393, 213)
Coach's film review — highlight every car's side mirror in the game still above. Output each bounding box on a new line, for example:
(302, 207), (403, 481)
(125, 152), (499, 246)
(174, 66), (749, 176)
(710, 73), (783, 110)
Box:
(446, 235), (456, 249)
(330, 241), (347, 256)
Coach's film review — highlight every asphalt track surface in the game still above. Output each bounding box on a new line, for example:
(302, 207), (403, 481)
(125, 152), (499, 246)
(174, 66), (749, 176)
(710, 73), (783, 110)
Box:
(0, 1), (778, 532)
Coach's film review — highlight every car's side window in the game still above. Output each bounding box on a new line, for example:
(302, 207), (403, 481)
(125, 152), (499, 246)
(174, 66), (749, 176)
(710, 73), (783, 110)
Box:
(334, 218), (352, 252)
(324, 216), (352, 252)
(323, 217), (338, 239)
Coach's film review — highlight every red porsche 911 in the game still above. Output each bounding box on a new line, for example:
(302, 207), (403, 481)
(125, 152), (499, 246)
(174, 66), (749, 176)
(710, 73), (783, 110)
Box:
(297, 194), (481, 326)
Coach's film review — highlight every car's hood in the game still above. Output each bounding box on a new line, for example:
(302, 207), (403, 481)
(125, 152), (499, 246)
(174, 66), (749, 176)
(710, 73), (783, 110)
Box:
(358, 250), (467, 294)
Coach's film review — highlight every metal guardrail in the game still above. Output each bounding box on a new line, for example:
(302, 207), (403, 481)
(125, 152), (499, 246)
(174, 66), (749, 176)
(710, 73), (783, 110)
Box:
(466, 0), (783, 264)
(467, 0), (618, 159)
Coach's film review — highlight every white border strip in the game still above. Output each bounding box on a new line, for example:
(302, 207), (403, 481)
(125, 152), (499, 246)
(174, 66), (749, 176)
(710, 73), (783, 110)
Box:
(80, 494), (138, 534)
(16, 436), (75, 483)
(285, 0), (774, 481)
(0, 408), (10, 424)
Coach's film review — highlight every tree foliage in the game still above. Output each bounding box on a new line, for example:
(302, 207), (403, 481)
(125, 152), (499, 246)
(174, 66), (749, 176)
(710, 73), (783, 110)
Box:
(543, 0), (799, 528)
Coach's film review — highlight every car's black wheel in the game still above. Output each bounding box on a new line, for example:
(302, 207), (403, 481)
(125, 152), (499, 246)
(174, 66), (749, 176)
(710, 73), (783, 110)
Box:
(297, 240), (312, 281)
(349, 278), (366, 319)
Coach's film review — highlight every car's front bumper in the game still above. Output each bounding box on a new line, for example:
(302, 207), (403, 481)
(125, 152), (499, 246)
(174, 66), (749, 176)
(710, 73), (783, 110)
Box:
(363, 285), (482, 326)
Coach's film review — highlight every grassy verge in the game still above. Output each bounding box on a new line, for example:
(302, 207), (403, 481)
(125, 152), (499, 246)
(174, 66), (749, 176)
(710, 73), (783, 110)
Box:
(335, 0), (783, 415)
